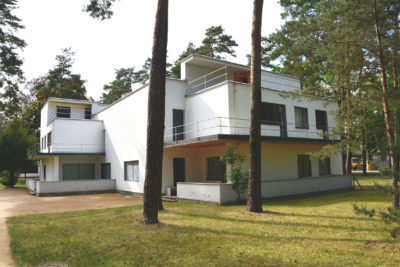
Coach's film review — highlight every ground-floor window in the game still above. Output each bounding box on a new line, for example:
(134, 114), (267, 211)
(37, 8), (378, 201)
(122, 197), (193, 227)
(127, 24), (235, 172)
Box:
(207, 157), (226, 182)
(319, 158), (331, 176)
(298, 154), (312, 178)
(62, 164), (95, 180)
(101, 163), (111, 179)
(43, 165), (46, 180)
(124, 161), (139, 181)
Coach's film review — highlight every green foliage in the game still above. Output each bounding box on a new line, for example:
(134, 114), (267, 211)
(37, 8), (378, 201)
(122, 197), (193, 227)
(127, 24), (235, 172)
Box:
(84, 0), (116, 20)
(170, 26), (238, 78)
(353, 204), (375, 217)
(198, 25), (238, 59)
(0, 170), (13, 187)
(220, 147), (248, 202)
(101, 67), (138, 104)
(23, 48), (87, 134)
(0, 0), (26, 121)
(0, 119), (35, 187)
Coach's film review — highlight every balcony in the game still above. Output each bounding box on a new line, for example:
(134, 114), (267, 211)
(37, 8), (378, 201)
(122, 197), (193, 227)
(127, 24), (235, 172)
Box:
(28, 142), (105, 159)
(164, 117), (337, 147)
(47, 107), (92, 124)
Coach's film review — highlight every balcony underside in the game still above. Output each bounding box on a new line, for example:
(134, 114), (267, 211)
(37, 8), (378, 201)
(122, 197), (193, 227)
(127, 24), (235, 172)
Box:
(164, 134), (338, 148)
(29, 152), (105, 160)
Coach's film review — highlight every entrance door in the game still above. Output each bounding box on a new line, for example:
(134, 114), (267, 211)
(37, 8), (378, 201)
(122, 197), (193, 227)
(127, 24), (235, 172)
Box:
(173, 109), (184, 141)
(173, 158), (185, 187)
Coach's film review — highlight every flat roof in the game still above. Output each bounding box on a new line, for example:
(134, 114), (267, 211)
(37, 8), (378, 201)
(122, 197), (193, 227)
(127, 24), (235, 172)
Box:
(180, 54), (300, 81)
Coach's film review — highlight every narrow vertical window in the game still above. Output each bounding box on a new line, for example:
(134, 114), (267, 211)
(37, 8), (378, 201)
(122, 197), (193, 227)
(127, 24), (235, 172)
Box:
(298, 154), (312, 178)
(85, 107), (91, 119)
(295, 107), (309, 129)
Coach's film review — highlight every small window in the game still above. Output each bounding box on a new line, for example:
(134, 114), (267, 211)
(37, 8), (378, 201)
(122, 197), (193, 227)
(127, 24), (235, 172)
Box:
(298, 155), (312, 178)
(124, 161), (139, 181)
(43, 165), (46, 181)
(85, 107), (91, 119)
(101, 163), (111, 179)
(56, 106), (71, 118)
(319, 158), (331, 176)
(44, 135), (47, 149)
(295, 107), (309, 129)
(47, 132), (51, 147)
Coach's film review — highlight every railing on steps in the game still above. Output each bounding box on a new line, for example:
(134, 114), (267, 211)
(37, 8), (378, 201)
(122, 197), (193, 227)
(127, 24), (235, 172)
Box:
(352, 175), (363, 190)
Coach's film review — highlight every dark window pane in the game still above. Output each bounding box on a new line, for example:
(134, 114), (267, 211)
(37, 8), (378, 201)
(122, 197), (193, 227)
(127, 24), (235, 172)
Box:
(207, 157), (226, 182)
(316, 110), (328, 131)
(319, 158), (331, 176)
(101, 163), (111, 179)
(56, 106), (71, 118)
(298, 155), (312, 178)
(85, 108), (92, 119)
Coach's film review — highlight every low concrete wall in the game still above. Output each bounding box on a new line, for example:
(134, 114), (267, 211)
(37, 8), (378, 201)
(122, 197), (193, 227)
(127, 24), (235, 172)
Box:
(36, 179), (116, 196)
(178, 175), (353, 204)
(25, 179), (37, 192)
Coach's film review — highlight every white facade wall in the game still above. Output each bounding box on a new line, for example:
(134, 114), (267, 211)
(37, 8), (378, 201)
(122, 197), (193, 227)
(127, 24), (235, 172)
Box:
(261, 71), (300, 92)
(230, 82), (338, 139)
(93, 79), (187, 193)
(50, 119), (104, 153)
(184, 83), (231, 139)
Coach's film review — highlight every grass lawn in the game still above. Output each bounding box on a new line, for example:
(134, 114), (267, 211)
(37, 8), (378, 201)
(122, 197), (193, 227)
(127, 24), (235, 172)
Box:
(354, 174), (392, 187)
(7, 190), (400, 267)
(0, 178), (26, 189)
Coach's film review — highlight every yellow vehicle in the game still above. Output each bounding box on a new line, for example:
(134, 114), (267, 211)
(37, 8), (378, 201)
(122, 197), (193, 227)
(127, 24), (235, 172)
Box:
(351, 157), (363, 170)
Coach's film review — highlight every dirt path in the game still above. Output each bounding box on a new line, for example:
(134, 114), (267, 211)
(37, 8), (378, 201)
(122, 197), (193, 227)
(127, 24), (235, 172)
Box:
(0, 188), (143, 267)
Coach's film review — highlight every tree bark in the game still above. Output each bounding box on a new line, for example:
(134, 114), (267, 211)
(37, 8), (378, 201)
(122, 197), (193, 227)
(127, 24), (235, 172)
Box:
(247, 0), (263, 213)
(373, 0), (398, 209)
(142, 0), (168, 224)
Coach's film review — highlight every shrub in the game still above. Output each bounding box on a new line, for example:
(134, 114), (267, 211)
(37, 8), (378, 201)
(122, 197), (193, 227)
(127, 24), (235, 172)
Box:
(220, 148), (248, 202)
(0, 170), (17, 187)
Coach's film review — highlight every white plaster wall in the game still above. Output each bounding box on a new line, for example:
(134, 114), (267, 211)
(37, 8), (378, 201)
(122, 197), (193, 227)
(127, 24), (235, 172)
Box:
(231, 82), (338, 139)
(41, 157), (55, 181)
(50, 119), (104, 153)
(178, 175), (353, 204)
(36, 179), (116, 195)
(185, 83), (231, 139)
(261, 71), (300, 92)
(93, 80), (187, 194)
(47, 102), (91, 122)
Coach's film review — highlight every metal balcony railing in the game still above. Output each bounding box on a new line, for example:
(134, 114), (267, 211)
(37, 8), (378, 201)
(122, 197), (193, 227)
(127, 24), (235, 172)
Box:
(164, 117), (337, 145)
(27, 143), (104, 157)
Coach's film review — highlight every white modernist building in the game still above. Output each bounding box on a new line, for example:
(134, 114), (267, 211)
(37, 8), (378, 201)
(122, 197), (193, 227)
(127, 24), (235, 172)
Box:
(28, 54), (352, 204)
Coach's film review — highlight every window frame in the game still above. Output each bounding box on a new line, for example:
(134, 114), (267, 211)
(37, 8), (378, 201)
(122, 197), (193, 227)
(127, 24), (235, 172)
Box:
(319, 157), (331, 176)
(85, 107), (92, 119)
(298, 154), (312, 178)
(56, 106), (71, 118)
(101, 163), (111, 179)
(294, 106), (309, 129)
(261, 102), (286, 125)
(124, 161), (139, 181)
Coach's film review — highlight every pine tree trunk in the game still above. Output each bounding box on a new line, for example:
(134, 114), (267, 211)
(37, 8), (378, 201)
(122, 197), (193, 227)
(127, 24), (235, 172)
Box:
(247, 0), (264, 213)
(362, 130), (367, 176)
(373, 0), (398, 209)
(142, 0), (168, 224)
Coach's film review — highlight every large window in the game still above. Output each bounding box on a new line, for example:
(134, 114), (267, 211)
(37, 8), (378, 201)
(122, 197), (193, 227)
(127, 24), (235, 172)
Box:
(207, 157), (226, 182)
(295, 107), (309, 129)
(85, 107), (91, 119)
(298, 154), (312, 178)
(101, 163), (111, 179)
(261, 102), (286, 125)
(125, 161), (139, 181)
(56, 106), (71, 118)
(319, 158), (331, 176)
(62, 164), (95, 180)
